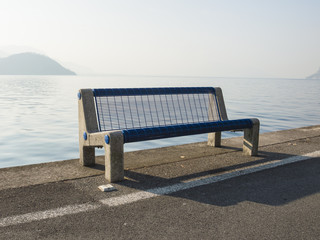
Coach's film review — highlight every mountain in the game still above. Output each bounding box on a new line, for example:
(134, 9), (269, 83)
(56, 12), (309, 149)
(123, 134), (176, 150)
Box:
(0, 52), (76, 75)
(306, 67), (320, 79)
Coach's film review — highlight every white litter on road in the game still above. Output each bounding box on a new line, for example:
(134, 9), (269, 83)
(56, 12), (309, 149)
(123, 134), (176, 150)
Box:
(98, 184), (117, 192)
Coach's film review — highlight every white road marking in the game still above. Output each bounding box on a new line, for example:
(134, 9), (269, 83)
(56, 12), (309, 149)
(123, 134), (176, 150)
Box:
(1, 150), (319, 227)
(0, 203), (100, 227)
(100, 150), (320, 206)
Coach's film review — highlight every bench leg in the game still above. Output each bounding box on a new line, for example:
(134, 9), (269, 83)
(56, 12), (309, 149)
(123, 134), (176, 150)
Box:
(104, 131), (124, 182)
(243, 119), (260, 156)
(208, 132), (221, 147)
(80, 146), (95, 166)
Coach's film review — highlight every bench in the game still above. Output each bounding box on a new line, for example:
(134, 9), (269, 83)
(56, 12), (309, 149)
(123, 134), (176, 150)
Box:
(78, 87), (259, 182)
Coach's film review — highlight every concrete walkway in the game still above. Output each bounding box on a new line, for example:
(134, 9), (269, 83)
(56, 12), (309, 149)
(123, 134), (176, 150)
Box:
(0, 125), (319, 239)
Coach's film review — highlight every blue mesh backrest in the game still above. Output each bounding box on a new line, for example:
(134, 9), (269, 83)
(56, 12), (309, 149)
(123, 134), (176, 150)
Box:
(93, 87), (221, 131)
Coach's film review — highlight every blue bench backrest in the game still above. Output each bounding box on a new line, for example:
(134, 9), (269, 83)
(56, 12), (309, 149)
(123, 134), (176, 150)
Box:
(93, 87), (221, 132)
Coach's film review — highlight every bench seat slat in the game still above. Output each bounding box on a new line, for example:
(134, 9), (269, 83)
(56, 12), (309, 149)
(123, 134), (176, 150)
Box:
(122, 119), (253, 143)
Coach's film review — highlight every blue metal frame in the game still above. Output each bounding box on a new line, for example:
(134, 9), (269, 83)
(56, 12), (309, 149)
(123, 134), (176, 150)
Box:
(93, 87), (221, 132)
(91, 87), (245, 144)
(122, 119), (253, 143)
(93, 87), (215, 97)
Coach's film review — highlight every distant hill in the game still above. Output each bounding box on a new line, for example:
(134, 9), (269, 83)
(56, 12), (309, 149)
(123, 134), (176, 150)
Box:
(307, 67), (320, 79)
(0, 52), (76, 75)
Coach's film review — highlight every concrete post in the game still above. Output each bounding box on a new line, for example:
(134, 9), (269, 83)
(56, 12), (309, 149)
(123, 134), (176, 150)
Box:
(214, 87), (229, 121)
(78, 89), (99, 166)
(208, 132), (221, 147)
(208, 88), (226, 147)
(104, 131), (124, 182)
(79, 146), (95, 166)
(243, 118), (260, 156)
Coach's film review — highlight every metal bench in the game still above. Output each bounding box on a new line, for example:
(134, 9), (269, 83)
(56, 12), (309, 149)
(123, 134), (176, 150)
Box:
(78, 87), (260, 182)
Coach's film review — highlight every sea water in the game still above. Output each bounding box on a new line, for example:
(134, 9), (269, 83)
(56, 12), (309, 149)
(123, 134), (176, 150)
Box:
(0, 75), (319, 168)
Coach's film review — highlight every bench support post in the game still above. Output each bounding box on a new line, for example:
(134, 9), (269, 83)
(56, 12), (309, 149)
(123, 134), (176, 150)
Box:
(104, 131), (124, 182)
(78, 89), (99, 166)
(243, 118), (260, 156)
(207, 132), (221, 147)
(80, 146), (95, 166)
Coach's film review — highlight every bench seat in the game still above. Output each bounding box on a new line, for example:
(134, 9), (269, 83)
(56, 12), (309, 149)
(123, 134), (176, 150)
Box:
(121, 119), (253, 143)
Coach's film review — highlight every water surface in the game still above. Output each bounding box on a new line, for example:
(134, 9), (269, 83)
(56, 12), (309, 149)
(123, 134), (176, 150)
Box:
(0, 75), (319, 168)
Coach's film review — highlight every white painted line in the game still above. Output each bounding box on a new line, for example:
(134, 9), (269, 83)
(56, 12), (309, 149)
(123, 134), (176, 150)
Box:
(0, 203), (100, 228)
(1, 150), (319, 227)
(100, 150), (320, 206)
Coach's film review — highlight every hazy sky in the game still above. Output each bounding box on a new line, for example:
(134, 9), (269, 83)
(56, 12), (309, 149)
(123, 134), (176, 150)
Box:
(1, 0), (320, 78)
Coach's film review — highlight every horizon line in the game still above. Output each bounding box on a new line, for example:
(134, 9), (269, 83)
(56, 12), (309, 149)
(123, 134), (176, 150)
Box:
(76, 73), (311, 81)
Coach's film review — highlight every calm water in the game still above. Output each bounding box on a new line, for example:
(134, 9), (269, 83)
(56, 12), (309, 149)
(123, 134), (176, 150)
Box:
(0, 75), (319, 168)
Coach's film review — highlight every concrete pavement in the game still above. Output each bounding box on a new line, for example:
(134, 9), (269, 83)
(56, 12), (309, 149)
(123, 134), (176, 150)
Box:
(0, 125), (320, 239)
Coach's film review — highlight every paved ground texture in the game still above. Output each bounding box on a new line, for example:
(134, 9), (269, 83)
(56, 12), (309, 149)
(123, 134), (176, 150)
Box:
(0, 125), (319, 239)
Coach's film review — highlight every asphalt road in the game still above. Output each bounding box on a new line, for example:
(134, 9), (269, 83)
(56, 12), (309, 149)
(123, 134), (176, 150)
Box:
(0, 126), (320, 239)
